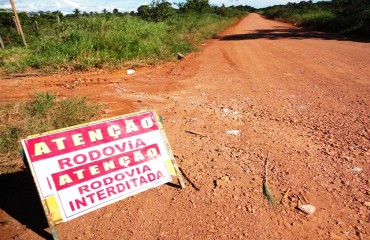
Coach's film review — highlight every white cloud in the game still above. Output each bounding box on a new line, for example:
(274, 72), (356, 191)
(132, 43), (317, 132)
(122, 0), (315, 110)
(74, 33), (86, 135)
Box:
(61, 0), (83, 9)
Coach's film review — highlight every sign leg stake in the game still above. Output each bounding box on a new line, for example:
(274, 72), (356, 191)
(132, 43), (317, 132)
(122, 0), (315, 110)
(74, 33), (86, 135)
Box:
(42, 199), (61, 240)
(172, 160), (186, 189)
(48, 222), (60, 240)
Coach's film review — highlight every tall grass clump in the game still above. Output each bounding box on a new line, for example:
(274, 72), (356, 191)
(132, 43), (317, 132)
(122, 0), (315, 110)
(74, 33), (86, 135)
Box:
(0, 47), (32, 73)
(165, 13), (238, 53)
(21, 15), (173, 71)
(0, 93), (101, 174)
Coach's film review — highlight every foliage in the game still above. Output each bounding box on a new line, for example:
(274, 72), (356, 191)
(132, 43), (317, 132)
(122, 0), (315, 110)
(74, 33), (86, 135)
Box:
(0, 2), (252, 73)
(31, 92), (55, 115)
(0, 93), (101, 174)
(138, 1), (175, 22)
(178, 0), (212, 13)
(261, 0), (370, 35)
(53, 97), (100, 129)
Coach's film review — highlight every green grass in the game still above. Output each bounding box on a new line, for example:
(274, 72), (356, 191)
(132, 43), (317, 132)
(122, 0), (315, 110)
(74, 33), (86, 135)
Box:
(0, 13), (241, 73)
(262, 5), (336, 31)
(0, 93), (102, 174)
(0, 219), (10, 225)
(0, 47), (31, 73)
(261, 1), (370, 35)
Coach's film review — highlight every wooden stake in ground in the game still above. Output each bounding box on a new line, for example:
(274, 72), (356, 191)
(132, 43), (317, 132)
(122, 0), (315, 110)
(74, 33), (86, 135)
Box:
(10, 0), (28, 47)
(34, 21), (39, 34)
(12, 16), (20, 33)
(0, 36), (4, 49)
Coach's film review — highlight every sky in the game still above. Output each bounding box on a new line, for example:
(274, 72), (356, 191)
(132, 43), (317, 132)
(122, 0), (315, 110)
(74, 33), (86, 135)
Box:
(0, 0), (325, 14)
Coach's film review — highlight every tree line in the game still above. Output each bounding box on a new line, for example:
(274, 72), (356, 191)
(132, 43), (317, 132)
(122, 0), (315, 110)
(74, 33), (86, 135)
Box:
(261, 0), (369, 35)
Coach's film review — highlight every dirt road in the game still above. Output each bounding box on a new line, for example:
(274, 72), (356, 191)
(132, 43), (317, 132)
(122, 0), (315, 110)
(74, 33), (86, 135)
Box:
(1, 13), (369, 240)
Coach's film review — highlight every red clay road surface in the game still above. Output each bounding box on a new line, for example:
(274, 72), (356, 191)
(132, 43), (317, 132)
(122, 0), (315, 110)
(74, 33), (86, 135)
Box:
(0, 13), (369, 240)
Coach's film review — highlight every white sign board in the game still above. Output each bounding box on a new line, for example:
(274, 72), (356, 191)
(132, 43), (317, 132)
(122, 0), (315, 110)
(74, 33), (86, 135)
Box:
(22, 111), (174, 223)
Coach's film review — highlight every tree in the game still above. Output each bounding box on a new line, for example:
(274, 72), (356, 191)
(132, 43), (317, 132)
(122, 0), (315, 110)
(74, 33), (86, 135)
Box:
(137, 5), (151, 20)
(180, 0), (211, 13)
(73, 8), (80, 16)
(150, 1), (175, 21)
(137, 1), (175, 22)
(113, 8), (119, 15)
(332, 0), (370, 34)
(52, 11), (63, 17)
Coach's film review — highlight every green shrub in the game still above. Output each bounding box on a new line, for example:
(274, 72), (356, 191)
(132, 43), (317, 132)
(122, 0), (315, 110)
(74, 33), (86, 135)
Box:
(53, 97), (101, 128)
(262, 0), (370, 35)
(31, 92), (55, 115)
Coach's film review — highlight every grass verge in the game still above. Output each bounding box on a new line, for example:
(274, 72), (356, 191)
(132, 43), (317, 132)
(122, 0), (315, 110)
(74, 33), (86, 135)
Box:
(0, 93), (102, 174)
(261, 1), (370, 36)
(0, 13), (242, 73)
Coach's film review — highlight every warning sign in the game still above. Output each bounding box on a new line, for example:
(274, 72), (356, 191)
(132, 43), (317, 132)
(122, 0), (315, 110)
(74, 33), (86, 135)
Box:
(22, 111), (176, 223)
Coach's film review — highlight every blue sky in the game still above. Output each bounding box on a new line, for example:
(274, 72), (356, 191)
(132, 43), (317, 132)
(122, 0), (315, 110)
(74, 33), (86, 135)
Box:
(0, 0), (326, 14)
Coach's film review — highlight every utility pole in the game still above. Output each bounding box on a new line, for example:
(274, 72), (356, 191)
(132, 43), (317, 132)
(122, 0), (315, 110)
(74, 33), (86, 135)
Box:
(10, 0), (28, 47)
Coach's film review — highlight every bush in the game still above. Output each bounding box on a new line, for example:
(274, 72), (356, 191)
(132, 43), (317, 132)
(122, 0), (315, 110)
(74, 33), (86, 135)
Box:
(31, 92), (55, 115)
(53, 97), (100, 128)
(261, 0), (370, 35)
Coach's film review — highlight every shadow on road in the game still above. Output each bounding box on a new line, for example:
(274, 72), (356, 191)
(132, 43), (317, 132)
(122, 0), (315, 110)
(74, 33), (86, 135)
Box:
(217, 27), (370, 43)
(0, 171), (53, 240)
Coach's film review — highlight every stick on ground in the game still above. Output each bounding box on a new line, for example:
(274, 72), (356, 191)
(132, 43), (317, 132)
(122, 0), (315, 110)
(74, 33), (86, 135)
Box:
(263, 151), (279, 207)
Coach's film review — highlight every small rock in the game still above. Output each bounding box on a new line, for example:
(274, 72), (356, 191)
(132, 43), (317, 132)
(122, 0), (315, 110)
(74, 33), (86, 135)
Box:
(220, 176), (231, 182)
(351, 167), (363, 173)
(177, 52), (184, 60)
(247, 205), (253, 213)
(226, 130), (240, 136)
(297, 204), (316, 215)
(363, 202), (370, 207)
(221, 107), (232, 114)
(127, 69), (135, 75)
